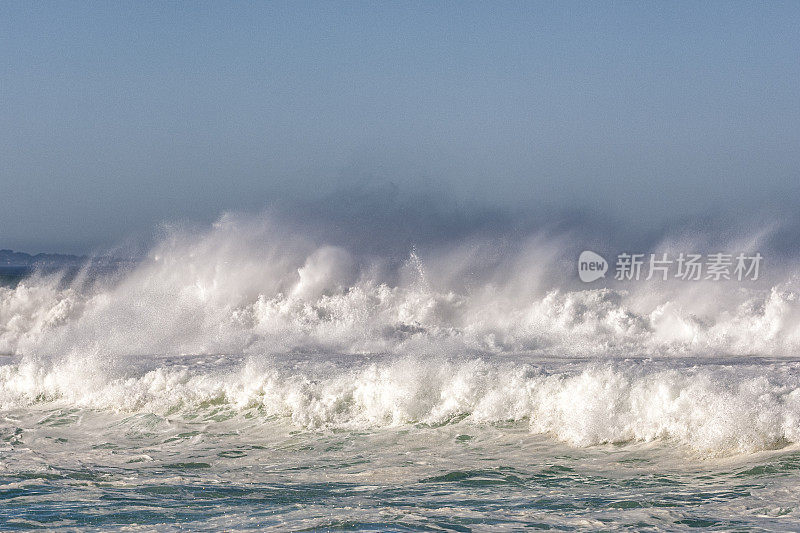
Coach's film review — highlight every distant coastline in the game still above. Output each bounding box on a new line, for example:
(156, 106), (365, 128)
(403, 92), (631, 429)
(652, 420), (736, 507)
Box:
(0, 249), (86, 269)
(0, 249), (135, 286)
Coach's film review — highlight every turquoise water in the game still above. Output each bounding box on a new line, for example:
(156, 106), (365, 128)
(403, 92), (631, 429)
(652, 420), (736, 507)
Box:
(2, 416), (799, 531)
(2, 356), (800, 531)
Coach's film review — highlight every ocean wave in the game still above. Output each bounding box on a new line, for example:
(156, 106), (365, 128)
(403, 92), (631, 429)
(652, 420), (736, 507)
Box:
(2, 214), (800, 359)
(1, 356), (799, 455)
(3, 214), (800, 454)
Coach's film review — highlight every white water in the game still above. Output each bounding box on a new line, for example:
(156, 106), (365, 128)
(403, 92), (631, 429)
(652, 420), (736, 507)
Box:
(3, 214), (800, 529)
(2, 354), (800, 455)
(2, 215), (800, 453)
(3, 214), (800, 361)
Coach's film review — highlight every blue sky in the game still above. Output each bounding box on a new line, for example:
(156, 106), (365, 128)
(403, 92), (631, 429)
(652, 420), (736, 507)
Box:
(2, 1), (799, 253)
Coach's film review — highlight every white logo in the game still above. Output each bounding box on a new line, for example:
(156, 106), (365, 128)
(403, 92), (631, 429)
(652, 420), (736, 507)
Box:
(578, 250), (608, 282)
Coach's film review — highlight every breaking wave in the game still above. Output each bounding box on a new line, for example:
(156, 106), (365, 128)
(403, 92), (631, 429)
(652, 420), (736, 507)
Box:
(2, 213), (799, 359)
(2, 213), (800, 454)
(1, 355), (799, 455)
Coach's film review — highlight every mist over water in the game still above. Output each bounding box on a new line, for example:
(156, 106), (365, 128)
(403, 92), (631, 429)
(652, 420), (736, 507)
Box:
(3, 210), (800, 529)
(3, 212), (800, 432)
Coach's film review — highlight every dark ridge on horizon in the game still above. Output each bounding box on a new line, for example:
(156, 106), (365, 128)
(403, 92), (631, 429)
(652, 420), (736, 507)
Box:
(0, 249), (137, 275)
(0, 249), (86, 268)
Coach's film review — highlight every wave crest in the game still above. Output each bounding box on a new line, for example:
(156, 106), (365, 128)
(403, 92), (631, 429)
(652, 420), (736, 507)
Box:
(1, 356), (799, 455)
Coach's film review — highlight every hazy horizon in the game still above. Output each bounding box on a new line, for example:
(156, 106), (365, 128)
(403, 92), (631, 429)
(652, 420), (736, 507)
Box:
(2, 1), (799, 254)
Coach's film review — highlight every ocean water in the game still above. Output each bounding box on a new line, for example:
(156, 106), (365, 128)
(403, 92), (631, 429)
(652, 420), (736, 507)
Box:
(2, 216), (800, 531)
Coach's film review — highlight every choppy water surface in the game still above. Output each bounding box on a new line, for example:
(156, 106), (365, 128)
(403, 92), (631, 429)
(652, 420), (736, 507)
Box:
(1, 354), (800, 531)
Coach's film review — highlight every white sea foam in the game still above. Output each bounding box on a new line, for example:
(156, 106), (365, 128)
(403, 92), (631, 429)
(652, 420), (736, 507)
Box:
(2, 214), (800, 359)
(1, 354), (799, 455)
(2, 214), (800, 454)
